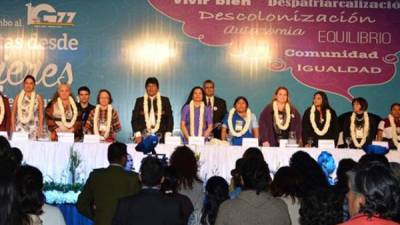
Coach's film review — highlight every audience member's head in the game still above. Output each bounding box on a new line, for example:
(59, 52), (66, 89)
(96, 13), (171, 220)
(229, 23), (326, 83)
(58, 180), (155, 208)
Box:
(169, 146), (201, 189)
(107, 142), (128, 166)
(9, 147), (23, 167)
(16, 165), (45, 219)
(230, 158), (244, 189)
(335, 158), (357, 193)
(358, 153), (390, 169)
(390, 162), (400, 183)
(161, 166), (179, 195)
(0, 136), (11, 158)
(201, 176), (229, 225)
(346, 163), (400, 220)
(140, 156), (164, 187)
(242, 147), (264, 161)
(241, 158), (271, 194)
(300, 187), (343, 225)
(270, 166), (304, 201)
(289, 151), (328, 193)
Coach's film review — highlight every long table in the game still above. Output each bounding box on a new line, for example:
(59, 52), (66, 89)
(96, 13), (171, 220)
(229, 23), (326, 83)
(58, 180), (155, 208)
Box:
(11, 141), (400, 183)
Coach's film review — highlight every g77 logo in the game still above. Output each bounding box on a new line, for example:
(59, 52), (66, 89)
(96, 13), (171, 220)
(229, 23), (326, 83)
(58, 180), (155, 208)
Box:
(26, 3), (76, 27)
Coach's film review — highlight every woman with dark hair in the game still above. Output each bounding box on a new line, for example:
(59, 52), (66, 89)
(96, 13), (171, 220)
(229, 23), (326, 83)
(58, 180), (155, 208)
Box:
(189, 176), (229, 225)
(340, 97), (381, 149)
(15, 165), (45, 225)
(289, 151), (329, 194)
(180, 87), (213, 142)
(45, 83), (81, 141)
(334, 158), (357, 221)
(302, 91), (339, 147)
(221, 96), (259, 146)
(215, 158), (290, 225)
(377, 103), (400, 150)
(161, 166), (194, 224)
(169, 146), (203, 221)
(11, 75), (44, 139)
(0, 90), (11, 133)
(84, 89), (121, 142)
(259, 86), (302, 147)
(339, 163), (400, 225)
(271, 166), (304, 225)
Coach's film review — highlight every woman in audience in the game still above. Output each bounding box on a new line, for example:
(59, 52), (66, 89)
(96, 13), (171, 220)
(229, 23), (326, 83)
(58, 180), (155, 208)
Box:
(45, 83), (81, 141)
(377, 103), (400, 149)
(340, 97), (381, 149)
(170, 146), (203, 221)
(221, 96), (259, 145)
(229, 158), (243, 199)
(259, 86), (302, 147)
(334, 159), (357, 221)
(161, 166), (194, 224)
(11, 75), (44, 140)
(181, 87), (213, 142)
(339, 163), (400, 225)
(84, 89), (122, 142)
(302, 91), (338, 147)
(271, 166), (304, 225)
(215, 158), (290, 225)
(189, 176), (229, 225)
(289, 151), (329, 194)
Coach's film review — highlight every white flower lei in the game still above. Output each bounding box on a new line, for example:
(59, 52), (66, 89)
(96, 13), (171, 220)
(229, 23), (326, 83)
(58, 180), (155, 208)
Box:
(0, 96), (4, 125)
(17, 90), (36, 124)
(143, 92), (162, 134)
(189, 100), (205, 137)
(273, 101), (291, 130)
(350, 112), (369, 148)
(228, 108), (252, 137)
(310, 105), (331, 136)
(389, 114), (400, 149)
(57, 97), (78, 129)
(93, 104), (112, 139)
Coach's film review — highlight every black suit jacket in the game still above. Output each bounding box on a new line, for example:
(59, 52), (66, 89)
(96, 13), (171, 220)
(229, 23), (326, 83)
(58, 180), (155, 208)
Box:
(112, 189), (183, 225)
(131, 96), (173, 139)
(211, 96), (227, 139)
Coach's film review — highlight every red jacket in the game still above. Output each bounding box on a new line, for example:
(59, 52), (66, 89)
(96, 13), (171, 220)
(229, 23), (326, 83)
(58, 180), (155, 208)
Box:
(339, 214), (400, 225)
(0, 94), (11, 132)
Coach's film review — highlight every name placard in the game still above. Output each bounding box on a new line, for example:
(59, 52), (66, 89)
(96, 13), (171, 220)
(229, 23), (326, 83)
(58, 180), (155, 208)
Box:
(188, 136), (205, 146)
(279, 139), (288, 148)
(318, 139), (335, 149)
(57, 132), (74, 143)
(372, 141), (389, 149)
(83, 135), (101, 143)
(242, 138), (259, 147)
(12, 132), (29, 141)
(165, 136), (182, 145)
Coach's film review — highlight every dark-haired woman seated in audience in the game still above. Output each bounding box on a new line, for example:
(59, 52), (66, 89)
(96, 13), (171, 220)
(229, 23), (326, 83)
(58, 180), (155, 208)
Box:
(161, 166), (194, 224)
(339, 163), (400, 225)
(170, 146), (204, 222)
(259, 86), (302, 147)
(340, 98), (380, 149)
(302, 91), (338, 147)
(377, 103), (400, 150)
(334, 158), (357, 221)
(271, 166), (304, 225)
(221, 96), (259, 146)
(215, 158), (290, 225)
(189, 176), (229, 225)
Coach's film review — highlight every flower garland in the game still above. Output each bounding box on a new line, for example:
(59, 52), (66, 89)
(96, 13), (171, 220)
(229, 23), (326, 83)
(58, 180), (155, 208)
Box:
(0, 96), (4, 125)
(93, 104), (112, 139)
(350, 112), (369, 148)
(389, 114), (400, 149)
(227, 108), (252, 137)
(273, 101), (291, 130)
(143, 92), (162, 134)
(57, 97), (78, 129)
(310, 105), (331, 136)
(17, 90), (36, 124)
(189, 100), (205, 137)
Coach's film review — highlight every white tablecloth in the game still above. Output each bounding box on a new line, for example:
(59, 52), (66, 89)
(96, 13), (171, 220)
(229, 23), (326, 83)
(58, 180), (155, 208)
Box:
(10, 141), (400, 183)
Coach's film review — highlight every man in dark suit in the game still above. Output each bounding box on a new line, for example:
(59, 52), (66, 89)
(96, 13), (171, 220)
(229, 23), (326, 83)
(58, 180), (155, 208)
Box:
(203, 80), (227, 139)
(77, 142), (141, 225)
(131, 77), (173, 143)
(112, 156), (183, 225)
